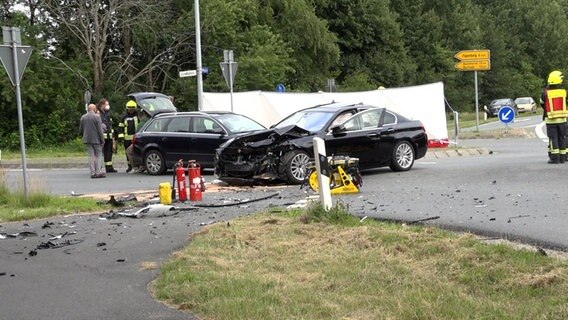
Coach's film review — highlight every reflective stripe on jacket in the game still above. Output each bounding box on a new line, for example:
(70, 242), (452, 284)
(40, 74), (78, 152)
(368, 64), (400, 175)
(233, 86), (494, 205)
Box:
(544, 88), (568, 119)
(118, 114), (139, 141)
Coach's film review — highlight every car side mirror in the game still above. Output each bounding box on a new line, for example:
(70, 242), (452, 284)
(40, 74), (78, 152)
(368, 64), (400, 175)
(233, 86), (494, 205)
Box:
(331, 125), (346, 136)
(212, 127), (225, 135)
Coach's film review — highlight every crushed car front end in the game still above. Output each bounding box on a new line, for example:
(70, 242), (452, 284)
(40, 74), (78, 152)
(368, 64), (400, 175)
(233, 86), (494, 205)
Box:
(214, 126), (313, 182)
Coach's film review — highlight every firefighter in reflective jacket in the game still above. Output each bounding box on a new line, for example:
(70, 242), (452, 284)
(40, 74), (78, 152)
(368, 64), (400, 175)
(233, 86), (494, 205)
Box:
(118, 100), (140, 172)
(96, 98), (117, 173)
(541, 70), (568, 164)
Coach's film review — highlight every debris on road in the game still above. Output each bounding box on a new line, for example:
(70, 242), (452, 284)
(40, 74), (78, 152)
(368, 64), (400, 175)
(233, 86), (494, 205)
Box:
(36, 239), (84, 250)
(0, 231), (38, 239)
(193, 192), (280, 208)
(407, 216), (440, 225)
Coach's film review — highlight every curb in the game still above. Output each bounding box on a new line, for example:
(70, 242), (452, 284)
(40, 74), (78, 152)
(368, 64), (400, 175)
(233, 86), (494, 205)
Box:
(0, 148), (491, 169)
(424, 147), (492, 159)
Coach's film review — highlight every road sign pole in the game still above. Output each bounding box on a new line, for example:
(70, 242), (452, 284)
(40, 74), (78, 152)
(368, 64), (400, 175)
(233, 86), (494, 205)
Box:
(229, 61), (234, 112)
(10, 27), (29, 200)
(194, 0), (203, 111)
(474, 71), (479, 132)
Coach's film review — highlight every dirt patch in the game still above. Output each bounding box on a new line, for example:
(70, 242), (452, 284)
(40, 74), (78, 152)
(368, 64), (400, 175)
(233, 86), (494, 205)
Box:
(459, 128), (536, 139)
(78, 182), (290, 201)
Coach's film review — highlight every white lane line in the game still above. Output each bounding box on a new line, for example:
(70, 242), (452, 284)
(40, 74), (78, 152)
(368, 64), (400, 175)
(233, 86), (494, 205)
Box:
(535, 121), (548, 143)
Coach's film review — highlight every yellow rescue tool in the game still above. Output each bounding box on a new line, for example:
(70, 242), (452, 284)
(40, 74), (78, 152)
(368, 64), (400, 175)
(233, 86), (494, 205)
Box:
(306, 156), (362, 195)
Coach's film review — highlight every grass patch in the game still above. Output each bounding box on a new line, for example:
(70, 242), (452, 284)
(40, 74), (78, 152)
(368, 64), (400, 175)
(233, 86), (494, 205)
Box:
(153, 203), (568, 320)
(0, 138), (124, 160)
(0, 169), (107, 222)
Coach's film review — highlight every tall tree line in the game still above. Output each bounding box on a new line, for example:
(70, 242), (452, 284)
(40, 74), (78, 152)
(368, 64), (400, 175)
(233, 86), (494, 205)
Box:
(1, 0), (566, 149)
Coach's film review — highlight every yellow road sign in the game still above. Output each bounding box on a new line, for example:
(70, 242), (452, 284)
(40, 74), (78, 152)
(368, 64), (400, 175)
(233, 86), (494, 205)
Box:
(454, 49), (490, 61)
(455, 60), (490, 71)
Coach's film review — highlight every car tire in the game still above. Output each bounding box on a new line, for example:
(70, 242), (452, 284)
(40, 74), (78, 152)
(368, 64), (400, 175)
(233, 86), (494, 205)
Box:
(389, 140), (415, 172)
(280, 150), (311, 184)
(144, 149), (166, 175)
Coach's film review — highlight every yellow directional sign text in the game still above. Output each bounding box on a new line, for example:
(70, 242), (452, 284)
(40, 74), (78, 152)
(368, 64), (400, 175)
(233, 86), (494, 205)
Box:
(454, 50), (490, 61)
(454, 60), (491, 71)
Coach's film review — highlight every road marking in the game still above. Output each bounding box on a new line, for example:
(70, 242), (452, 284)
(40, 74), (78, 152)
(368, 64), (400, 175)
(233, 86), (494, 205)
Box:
(3, 168), (43, 172)
(514, 118), (530, 123)
(535, 122), (548, 142)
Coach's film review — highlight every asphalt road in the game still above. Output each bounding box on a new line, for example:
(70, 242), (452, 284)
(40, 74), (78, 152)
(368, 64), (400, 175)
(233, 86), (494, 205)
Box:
(1, 185), (306, 320)
(2, 131), (568, 319)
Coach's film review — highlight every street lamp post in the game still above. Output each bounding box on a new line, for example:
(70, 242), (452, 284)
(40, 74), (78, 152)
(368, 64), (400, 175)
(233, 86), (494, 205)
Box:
(194, 0), (203, 111)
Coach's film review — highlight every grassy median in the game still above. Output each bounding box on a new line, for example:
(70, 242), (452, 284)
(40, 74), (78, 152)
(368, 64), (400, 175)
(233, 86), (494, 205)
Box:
(0, 169), (106, 222)
(153, 204), (568, 320)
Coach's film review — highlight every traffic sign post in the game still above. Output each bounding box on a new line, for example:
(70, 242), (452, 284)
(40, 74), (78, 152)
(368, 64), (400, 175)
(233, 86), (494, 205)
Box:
(220, 50), (237, 112)
(454, 49), (490, 61)
(0, 26), (32, 200)
(498, 106), (515, 133)
(454, 60), (490, 71)
(454, 49), (491, 132)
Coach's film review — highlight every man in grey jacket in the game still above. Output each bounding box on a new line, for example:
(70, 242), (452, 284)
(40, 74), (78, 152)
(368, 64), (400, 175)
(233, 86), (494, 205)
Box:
(79, 103), (106, 178)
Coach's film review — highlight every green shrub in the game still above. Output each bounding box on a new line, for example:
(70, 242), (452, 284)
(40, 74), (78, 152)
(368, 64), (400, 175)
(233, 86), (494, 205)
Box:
(301, 202), (360, 226)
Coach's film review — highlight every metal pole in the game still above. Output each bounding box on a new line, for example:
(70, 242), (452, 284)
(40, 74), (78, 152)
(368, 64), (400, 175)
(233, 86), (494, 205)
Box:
(229, 61), (234, 112)
(11, 28), (28, 200)
(194, 0), (203, 111)
(474, 71), (479, 132)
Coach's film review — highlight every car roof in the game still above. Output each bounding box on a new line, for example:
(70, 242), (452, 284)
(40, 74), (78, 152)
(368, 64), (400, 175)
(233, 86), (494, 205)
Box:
(297, 101), (371, 112)
(128, 92), (170, 100)
(150, 111), (240, 119)
(491, 98), (513, 102)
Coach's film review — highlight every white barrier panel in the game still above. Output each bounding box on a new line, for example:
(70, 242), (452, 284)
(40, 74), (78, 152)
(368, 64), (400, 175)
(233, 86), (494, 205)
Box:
(203, 82), (448, 147)
(313, 137), (332, 211)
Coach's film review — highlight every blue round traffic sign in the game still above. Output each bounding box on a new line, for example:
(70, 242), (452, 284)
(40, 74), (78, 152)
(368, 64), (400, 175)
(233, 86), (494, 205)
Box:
(276, 83), (285, 93)
(498, 106), (515, 124)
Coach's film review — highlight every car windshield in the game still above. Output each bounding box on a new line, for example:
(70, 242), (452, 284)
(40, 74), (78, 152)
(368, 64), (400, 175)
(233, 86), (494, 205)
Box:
(491, 99), (511, 105)
(138, 96), (176, 114)
(214, 114), (265, 134)
(275, 110), (335, 132)
(515, 98), (531, 103)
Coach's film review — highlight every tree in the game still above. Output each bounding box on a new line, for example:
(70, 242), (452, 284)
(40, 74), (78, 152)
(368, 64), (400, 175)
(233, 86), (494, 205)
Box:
(39, 0), (188, 96)
(315, 0), (413, 89)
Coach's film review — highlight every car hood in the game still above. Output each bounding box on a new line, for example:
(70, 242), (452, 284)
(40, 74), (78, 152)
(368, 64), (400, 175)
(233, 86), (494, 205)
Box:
(220, 125), (313, 150)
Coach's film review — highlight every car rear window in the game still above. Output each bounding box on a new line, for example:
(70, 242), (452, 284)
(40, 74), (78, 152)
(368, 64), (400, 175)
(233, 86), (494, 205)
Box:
(144, 118), (169, 132)
(167, 117), (190, 133)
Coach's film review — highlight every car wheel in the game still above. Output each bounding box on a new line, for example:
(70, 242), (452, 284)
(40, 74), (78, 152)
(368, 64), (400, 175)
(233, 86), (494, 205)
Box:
(280, 150), (311, 184)
(389, 140), (415, 172)
(144, 149), (166, 175)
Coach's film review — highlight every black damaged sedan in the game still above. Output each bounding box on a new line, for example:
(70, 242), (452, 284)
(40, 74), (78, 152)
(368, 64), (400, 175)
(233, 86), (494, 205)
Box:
(214, 102), (428, 184)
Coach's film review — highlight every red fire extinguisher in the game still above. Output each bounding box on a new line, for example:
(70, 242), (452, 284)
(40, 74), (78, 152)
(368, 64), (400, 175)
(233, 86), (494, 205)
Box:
(175, 160), (188, 201)
(187, 160), (203, 201)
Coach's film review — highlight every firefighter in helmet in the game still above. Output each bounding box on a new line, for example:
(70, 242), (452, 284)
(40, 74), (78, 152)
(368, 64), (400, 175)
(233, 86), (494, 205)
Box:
(541, 70), (568, 163)
(96, 98), (117, 173)
(118, 100), (140, 172)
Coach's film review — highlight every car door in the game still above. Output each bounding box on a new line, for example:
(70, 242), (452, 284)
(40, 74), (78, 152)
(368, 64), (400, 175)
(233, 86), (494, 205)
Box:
(161, 116), (192, 165)
(188, 116), (228, 167)
(325, 108), (385, 168)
